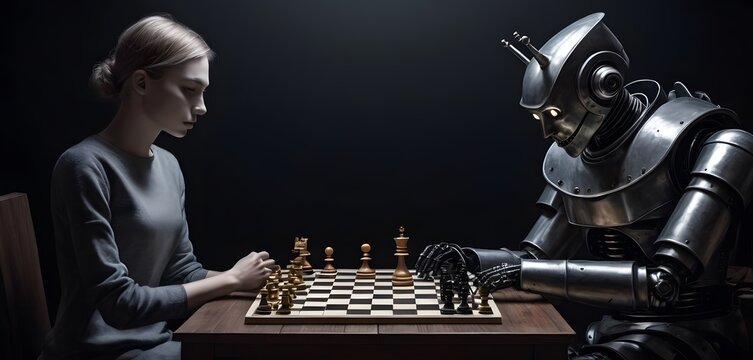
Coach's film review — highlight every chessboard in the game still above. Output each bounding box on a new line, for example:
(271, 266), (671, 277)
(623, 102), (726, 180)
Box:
(245, 269), (502, 324)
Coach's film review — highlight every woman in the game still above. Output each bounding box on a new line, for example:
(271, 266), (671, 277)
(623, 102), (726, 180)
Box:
(40, 14), (275, 359)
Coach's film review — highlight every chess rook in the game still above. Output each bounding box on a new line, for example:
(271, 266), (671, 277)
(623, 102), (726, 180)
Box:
(356, 243), (376, 279)
(391, 226), (414, 286)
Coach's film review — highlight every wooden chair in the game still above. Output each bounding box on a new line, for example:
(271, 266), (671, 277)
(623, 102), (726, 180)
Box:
(0, 193), (50, 360)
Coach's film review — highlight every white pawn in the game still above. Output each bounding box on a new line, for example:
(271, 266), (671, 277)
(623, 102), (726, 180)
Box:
(320, 246), (338, 277)
(356, 243), (376, 279)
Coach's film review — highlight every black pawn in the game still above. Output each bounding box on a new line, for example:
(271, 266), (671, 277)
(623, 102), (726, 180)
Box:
(255, 292), (271, 315)
(456, 281), (472, 314)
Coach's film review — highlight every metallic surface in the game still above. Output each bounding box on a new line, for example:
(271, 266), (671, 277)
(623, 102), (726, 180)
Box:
(461, 247), (526, 272)
(521, 205), (584, 260)
(545, 93), (738, 227)
(416, 11), (753, 358)
(692, 129), (753, 206)
(584, 313), (748, 359)
(648, 130), (752, 285)
(519, 13), (629, 157)
(520, 259), (649, 310)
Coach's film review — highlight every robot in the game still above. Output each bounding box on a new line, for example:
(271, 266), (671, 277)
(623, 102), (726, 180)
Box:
(416, 13), (753, 359)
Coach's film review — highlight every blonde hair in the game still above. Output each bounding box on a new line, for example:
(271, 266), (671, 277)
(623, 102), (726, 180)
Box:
(90, 14), (215, 98)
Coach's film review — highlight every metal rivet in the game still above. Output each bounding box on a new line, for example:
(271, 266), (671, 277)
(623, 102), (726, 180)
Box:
(685, 240), (690, 244)
(557, 180), (563, 186)
(641, 168), (647, 174)
(627, 175), (632, 182)
(704, 168), (708, 171)
(656, 129), (660, 132)
(587, 188), (591, 193)
(611, 183), (616, 188)
(549, 167), (554, 172)
(574, 187), (580, 193)
(680, 121), (685, 125)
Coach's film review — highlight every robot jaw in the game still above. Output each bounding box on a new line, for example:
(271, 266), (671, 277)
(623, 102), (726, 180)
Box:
(555, 111), (606, 158)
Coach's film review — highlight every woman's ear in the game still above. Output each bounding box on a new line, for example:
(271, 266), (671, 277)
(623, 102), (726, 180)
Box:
(130, 70), (148, 96)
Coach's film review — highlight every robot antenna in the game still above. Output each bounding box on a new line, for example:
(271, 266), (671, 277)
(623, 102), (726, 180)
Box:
(513, 32), (550, 68)
(500, 39), (530, 65)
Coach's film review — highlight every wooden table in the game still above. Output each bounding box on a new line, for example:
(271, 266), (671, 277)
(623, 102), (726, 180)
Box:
(175, 287), (575, 360)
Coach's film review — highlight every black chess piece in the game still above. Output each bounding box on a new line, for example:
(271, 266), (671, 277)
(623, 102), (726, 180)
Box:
(456, 272), (472, 314)
(255, 292), (272, 315)
(439, 267), (450, 302)
(440, 273), (456, 314)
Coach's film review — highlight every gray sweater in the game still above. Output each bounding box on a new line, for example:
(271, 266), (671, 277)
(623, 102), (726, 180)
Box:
(40, 135), (208, 359)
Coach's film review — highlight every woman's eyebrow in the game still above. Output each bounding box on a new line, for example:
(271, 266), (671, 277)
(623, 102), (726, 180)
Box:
(184, 78), (209, 88)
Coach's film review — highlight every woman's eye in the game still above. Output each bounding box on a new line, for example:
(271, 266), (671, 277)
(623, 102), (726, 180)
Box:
(183, 87), (197, 93)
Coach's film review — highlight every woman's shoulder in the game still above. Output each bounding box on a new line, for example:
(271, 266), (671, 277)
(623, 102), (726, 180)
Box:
(56, 136), (108, 168)
(52, 136), (111, 179)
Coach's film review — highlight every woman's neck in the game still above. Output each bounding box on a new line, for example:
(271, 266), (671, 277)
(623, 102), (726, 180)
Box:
(99, 104), (160, 158)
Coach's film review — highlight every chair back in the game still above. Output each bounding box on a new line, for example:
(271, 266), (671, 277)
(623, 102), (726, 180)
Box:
(0, 193), (50, 360)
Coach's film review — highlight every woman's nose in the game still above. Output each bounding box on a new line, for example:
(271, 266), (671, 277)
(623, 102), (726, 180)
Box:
(192, 98), (207, 115)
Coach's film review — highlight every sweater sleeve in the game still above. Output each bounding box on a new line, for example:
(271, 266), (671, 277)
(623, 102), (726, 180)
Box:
(160, 172), (208, 285)
(52, 154), (190, 329)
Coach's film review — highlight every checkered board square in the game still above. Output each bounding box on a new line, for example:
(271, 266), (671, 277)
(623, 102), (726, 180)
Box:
(245, 269), (502, 324)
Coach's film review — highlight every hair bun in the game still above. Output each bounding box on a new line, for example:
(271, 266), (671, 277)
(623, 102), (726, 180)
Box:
(90, 58), (117, 97)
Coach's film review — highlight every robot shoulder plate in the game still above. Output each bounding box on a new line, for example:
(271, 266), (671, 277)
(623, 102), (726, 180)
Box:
(543, 96), (738, 226)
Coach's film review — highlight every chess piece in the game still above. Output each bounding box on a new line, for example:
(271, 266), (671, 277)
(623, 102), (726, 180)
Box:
(298, 237), (314, 274)
(456, 273), (472, 314)
(255, 286), (272, 315)
(440, 275), (456, 315)
(356, 243), (376, 279)
(266, 282), (279, 310)
(291, 248), (307, 291)
(391, 226), (414, 286)
(320, 246), (338, 277)
(289, 249), (306, 291)
(277, 288), (292, 315)
(478, 286), (493, 315)
(285, 265), (300, 298)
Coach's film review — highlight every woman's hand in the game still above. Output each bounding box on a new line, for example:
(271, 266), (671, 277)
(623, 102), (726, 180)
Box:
(225, 251), (276, 291)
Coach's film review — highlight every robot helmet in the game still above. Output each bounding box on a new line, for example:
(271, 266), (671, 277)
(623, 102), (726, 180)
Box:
(503, 13), (629, 157)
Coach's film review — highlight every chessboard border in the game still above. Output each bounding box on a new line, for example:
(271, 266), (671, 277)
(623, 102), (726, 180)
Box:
(244, 269), (503, 325)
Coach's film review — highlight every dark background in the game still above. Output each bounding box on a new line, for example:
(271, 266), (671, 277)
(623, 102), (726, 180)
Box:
(2, 0), (752, 348)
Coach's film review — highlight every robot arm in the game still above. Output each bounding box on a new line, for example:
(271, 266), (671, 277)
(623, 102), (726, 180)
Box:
(415, 184), (584, 278)
(463, 184), (586, 270)
(519, 129), (753, 310)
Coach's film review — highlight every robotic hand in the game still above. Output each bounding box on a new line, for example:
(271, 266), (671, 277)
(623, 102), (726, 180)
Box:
(415, 243), (473, 280)
(475, 263), (522, 292)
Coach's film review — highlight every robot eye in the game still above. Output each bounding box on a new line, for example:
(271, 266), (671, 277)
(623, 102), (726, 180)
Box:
(532, 113), (541, 120)
(549, 109), (559, 117)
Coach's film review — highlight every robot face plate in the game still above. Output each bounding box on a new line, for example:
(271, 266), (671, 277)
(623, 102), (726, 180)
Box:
(517, 13), (628, 157)
(532, 106), (575, 142)
(528, 94), (591, 156)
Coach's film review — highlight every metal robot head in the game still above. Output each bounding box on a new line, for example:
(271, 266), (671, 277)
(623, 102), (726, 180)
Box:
(502, 13), (629, 157)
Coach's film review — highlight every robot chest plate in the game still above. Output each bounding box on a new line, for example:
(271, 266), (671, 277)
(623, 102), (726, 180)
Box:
(543, 97), (730, 227)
